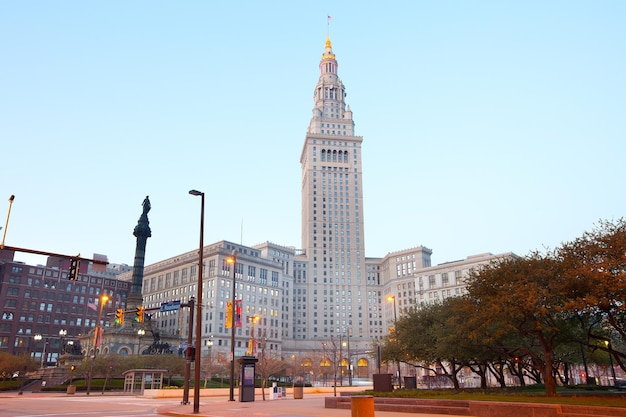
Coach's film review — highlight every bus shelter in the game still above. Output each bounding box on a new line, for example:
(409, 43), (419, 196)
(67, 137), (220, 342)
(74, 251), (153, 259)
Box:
(122, 369), (167, 394)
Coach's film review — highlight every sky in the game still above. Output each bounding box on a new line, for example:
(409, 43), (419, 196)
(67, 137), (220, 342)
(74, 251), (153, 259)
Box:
(2, 1), (625, 268)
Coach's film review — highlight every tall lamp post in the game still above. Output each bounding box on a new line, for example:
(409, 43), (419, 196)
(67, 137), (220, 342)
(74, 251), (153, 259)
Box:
(189, 189), (204, 414)
(226, 250), (238, 401)
(387, 295), (402, 389)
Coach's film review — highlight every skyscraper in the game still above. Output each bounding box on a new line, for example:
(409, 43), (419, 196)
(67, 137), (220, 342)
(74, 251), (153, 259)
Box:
(297, 35), (368, 343)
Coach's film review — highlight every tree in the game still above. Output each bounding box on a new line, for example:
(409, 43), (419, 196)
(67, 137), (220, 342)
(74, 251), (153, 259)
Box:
(203, 352), (226, 388)
(255, 340), (287, 400)
(463, 253), (568, 396)
(383, 299), (472, 389)
(559, 218), (626, 371)
(0, 352), (38, 381)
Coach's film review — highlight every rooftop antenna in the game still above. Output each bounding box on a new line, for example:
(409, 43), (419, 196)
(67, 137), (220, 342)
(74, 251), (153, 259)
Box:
(240, 218), (243, 245)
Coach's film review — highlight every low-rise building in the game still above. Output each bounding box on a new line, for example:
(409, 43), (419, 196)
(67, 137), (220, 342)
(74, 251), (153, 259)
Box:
(0, 249), (131, 364)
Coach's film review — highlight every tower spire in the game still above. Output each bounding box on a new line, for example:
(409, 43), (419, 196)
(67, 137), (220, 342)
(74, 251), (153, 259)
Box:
(306, 32), (354, 136)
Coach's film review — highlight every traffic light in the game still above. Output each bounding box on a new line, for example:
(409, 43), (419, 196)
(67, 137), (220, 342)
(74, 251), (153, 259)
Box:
(70, 365), (76, 372)
(186, 346), (196, 361)
(135, 306), (144, 323)
(68, 256), (80, 281)
(115, 309), (124, 325)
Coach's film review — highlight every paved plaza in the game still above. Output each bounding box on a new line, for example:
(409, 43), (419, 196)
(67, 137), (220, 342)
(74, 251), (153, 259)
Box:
(156, 393), (468, 417)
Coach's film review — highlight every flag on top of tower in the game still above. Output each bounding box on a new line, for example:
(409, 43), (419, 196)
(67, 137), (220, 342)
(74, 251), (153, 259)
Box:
(327, 15), (333, 21)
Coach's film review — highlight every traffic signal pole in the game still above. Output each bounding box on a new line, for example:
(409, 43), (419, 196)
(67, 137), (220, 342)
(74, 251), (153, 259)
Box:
(181, 297), (195, 405)
(0, 245), (107, 264)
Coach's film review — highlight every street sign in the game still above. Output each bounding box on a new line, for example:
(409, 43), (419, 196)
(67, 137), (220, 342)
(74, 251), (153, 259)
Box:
(160, 300), (181, 313)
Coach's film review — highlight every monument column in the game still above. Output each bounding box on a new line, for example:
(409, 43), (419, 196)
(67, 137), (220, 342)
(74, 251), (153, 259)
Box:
(127, 196), (152, 314)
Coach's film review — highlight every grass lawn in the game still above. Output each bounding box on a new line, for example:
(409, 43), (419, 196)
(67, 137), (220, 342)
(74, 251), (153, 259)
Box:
(365, 386), (626, 408)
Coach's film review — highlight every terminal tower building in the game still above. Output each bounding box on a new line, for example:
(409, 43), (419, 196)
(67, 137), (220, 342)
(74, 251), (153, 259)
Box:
(291, 34), (372, 352)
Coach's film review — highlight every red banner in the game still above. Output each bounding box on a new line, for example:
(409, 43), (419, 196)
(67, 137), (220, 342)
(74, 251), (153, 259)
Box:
(235, 300), (242, 328)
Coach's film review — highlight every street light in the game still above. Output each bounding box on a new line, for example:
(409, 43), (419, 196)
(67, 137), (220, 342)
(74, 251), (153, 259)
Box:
(137, 329), (145, 355)
(226, 250), (238, 401)
(248, 315), (260, 356)
(34, 334), (46, 368)
(605, 340), (617, 387)
(189, 189), (205, 414)
(341, 340), (347, 386)
(207, 336), (214, 359)
(387, 294), (402, 389)
(59, 329), (67, 356)
(94, 295), (110, 355)
(345, 328), (352, 386)
(206, 336), (214, 387)
(88, 294), (109, 395)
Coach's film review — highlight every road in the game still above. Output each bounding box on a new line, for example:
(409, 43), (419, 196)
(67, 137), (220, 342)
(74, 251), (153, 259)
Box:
(0, 393), (179, 417)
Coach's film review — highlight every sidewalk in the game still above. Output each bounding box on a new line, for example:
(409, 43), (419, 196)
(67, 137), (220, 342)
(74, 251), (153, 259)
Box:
(156, 393), (469, 417)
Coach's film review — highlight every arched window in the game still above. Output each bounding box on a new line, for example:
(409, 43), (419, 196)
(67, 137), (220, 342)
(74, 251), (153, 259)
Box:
(321, 149), (326, 161)
(117, 347), (131, 355)
(332, 150), (337, 162)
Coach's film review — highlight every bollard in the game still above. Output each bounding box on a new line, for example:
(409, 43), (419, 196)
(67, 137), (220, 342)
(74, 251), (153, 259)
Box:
(351, 395), (374, 417)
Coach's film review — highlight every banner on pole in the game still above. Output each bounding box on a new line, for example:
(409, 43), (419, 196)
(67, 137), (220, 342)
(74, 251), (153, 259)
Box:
(235, 300), (242, 328)
(225, 301), (233, 329)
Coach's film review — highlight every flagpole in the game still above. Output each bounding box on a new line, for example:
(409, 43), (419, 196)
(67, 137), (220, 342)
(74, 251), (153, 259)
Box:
(327, 15), (332, 37)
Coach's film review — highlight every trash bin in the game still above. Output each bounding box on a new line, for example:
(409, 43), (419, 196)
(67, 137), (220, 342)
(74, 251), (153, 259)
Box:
(66, 385), (76, 395)
(293, 385), (304, 399)
(404, 376), (417, 389)
(351, 395), (374, 417)
(373, 373), (393, 392)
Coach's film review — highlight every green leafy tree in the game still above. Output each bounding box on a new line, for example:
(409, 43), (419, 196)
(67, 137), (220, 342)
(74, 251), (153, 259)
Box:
(384, 300), (472, 389)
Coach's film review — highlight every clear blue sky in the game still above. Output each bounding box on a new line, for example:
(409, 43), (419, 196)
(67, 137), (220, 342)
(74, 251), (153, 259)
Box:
(2, 1), (625, 268)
